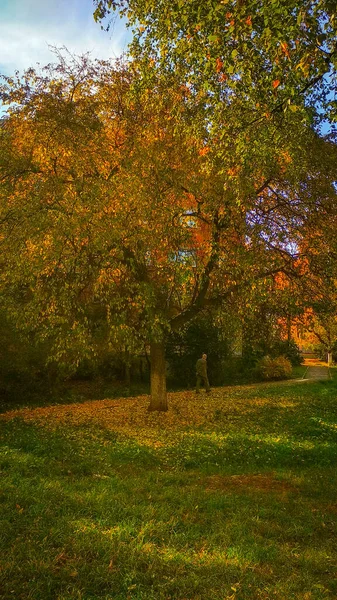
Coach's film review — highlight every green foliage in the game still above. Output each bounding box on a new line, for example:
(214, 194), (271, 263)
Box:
(240, 292), (303, 367)
(255, 355), (293, 381)
(0, 311), (64, 405)
(74, 351), (149, 384)
(0, 312), (32, 385)
(166, 314), (230, 387)
(271, 339), (302, 366)
(95, 0), (337, 128)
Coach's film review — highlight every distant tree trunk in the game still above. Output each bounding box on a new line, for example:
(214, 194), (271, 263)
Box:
(327, 351), (333, 366)
(148, 339), (168, 412)
(287, 313), (292, 343)
(125, 362), (131, 387)
(123, 348), (131, 388)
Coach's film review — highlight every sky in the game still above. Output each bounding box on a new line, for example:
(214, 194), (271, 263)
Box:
(0, 0), (130, 76)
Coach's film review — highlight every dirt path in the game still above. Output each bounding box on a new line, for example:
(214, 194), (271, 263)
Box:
(302, 358), (331, 381)
(237, 358), (332, 391)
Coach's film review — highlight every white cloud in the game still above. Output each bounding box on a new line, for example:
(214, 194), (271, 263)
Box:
(0, 0), (130, 75)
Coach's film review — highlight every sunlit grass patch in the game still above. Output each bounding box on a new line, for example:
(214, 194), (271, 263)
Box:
(1, 379), (337, 599)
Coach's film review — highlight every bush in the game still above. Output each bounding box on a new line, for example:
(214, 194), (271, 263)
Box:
(271, 339), (302, 366)
(255, 355), (292, 381)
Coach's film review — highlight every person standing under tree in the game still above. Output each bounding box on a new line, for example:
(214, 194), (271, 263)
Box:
(195, 353), (211, 393)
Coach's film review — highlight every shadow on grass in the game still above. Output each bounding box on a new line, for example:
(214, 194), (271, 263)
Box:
(0, 379), (151, 414)
(1, 379), (337, 599)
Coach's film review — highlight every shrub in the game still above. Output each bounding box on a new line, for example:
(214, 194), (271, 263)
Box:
(255, 355), (292, 381)
(271, 339), (302, 366)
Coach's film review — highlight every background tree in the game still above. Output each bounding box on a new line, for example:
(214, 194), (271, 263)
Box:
(291, 258), (337, 365)
(166, 310), (235, 389)
(239, 275), (303, 367)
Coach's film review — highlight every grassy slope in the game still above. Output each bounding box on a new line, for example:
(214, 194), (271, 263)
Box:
(1, 374), (337, 600)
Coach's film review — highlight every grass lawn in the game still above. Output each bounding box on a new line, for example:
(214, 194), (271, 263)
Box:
(1, 375), (337, 599)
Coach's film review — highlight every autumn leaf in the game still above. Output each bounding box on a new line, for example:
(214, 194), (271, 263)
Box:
(215, 57), (223, 73)
(198, 146), (210, 156)
(280, 41), (290, 58)
(227, 166), (239, 177)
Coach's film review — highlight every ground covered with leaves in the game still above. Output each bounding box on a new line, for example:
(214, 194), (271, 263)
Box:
(1, 377), (337, 599)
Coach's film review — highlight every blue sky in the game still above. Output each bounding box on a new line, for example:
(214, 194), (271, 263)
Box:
(0, 0), (130, 75)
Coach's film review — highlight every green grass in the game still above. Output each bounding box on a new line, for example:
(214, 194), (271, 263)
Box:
(291, 364), (307, 379)
(1, 378), (337, 599)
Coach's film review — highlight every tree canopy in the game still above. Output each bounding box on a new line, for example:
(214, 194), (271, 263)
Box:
(1, 50), (337, 410)
(94, 0), (337, 128)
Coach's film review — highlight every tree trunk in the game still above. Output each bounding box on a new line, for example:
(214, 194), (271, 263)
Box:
(125, 362), (131, 390)
(148, 340), (168, 412)
(287, 313), (292, 343)
(124, 350), (131, 388)
(327, 351), (333, 366)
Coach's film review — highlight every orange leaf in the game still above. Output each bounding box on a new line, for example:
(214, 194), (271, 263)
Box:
(199, 146), (210, 156)
(216, 57), (223, 73)
(280, 41), (290, 57)
(272, 79), (281, 89)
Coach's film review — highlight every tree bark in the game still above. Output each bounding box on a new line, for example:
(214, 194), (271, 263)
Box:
(125, 362), (131, 388)
(287, 313), (292, 343)
(123, 348), (131, 388)
(148, 339), (168, 412)
(327, 351), (333, 366)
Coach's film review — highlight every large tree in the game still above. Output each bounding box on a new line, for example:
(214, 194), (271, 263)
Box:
(93, 0), (337, 394)
(1, 53), (336, 410)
